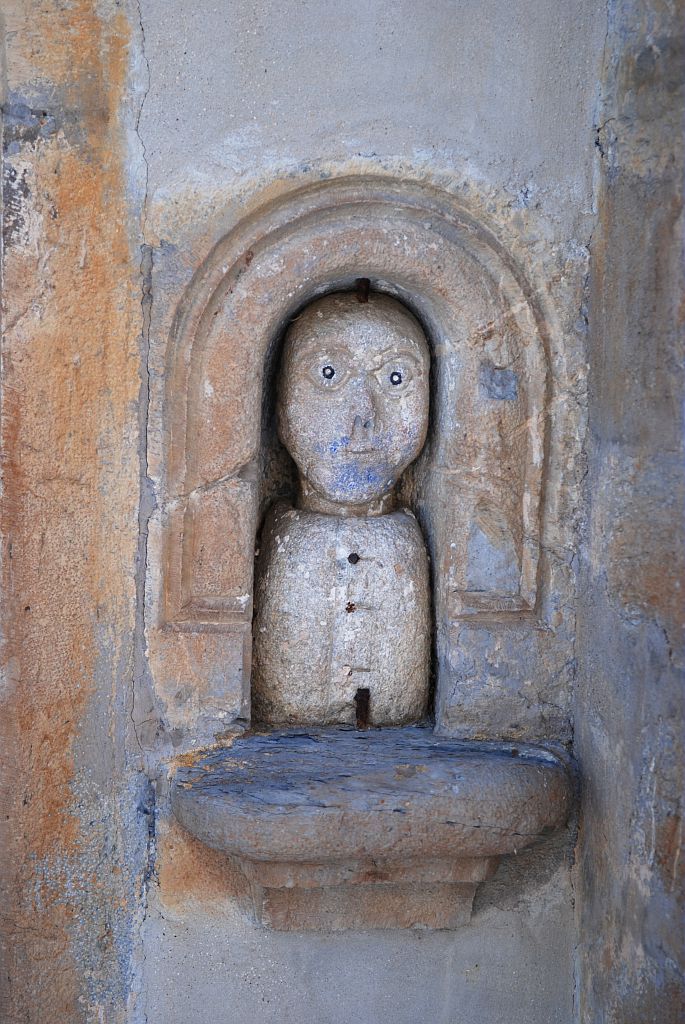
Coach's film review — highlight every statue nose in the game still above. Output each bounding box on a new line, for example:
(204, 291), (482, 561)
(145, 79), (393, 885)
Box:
(352, 413), (374, 434)
(350, 381), (376, 435)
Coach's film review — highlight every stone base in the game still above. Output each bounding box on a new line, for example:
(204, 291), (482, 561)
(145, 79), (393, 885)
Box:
(252, 881), (480, 932)
(239, 855), (498, 931)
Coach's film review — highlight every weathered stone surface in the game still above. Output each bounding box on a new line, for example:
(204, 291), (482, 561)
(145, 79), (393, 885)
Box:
(172, 728), (572, 861)
(254, 507), (431, 725)
(574, 1), (685, 1020)
(143, 858), (576, 1024)
(0, 3), (148, 1021)
(171, 727), (573, 930)
(237, 853), (496, 890)
(183, 479), (257, 617)
(137, 56), (602, 1024)
(255, 881), (480, 932)
(6, 0), (680, 1019)
(277, 292), (430, 515)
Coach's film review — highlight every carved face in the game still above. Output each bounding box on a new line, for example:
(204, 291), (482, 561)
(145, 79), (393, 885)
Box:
(278, 292), (430, 510)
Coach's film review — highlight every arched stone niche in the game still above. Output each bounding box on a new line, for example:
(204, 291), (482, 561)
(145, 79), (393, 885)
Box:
(160, 177), (549, 722)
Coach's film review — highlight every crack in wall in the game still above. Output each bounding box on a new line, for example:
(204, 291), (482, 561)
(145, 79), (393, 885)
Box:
(132, 241), (156, 762)
(570, 9), (614, 1021)
(129, 0), (155, 767)
(129, 6), (156, 1020)
(135, 0), (151, 243)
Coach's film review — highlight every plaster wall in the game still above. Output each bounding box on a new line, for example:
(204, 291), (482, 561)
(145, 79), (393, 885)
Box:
(3, 1), (680, 1022)
(574, 1), (685, 1020)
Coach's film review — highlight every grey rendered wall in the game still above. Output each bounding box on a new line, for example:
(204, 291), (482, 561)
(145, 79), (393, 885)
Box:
(135, 3), (605, 1023)
(574, 1), (685, 1020)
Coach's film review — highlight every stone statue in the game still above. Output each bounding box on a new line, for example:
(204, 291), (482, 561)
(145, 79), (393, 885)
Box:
(252, 292), (431, 726)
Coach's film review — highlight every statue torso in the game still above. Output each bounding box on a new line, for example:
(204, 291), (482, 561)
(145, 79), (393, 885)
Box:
(252, 503), (431, 725)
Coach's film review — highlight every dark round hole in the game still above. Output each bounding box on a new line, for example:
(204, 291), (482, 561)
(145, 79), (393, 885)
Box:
(348, 552), (360, 565)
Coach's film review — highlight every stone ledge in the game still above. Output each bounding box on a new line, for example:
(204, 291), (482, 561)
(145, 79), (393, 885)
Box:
(171, 726), (574, 931)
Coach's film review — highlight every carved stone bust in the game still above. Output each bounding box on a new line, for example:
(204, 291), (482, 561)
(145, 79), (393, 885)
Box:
(252, 292), (432, 726)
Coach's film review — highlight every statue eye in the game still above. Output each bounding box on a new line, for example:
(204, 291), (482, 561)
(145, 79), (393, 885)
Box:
(376, 356), (418, 392)
(305, 353), (349, 388)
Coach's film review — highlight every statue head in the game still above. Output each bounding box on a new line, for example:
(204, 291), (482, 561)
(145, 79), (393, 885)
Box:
(278, 291), (430, 514)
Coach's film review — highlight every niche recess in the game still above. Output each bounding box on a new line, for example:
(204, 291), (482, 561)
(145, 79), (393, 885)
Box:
(160, 176), (549, 722)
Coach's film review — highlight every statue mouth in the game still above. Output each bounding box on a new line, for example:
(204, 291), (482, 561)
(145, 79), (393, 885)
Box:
(345, 446), (377, 455)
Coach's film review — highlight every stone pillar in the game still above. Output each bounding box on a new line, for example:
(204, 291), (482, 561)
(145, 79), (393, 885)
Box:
(575, 0), (685, 1019)
(1, 3), (148, 1021)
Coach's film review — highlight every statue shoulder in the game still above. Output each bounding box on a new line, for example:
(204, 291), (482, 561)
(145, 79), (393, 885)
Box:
(261, 498), (298, 528)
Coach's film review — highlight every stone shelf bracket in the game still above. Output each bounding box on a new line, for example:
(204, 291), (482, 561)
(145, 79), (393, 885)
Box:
(171, 727), (574, 931)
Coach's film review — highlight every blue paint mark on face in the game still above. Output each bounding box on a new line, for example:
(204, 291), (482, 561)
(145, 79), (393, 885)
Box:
(331, 459), (386, 498)
(329, 435), (351, 455)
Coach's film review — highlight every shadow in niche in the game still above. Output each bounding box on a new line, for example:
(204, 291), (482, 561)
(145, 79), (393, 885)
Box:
(354, 687), (371, 729)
